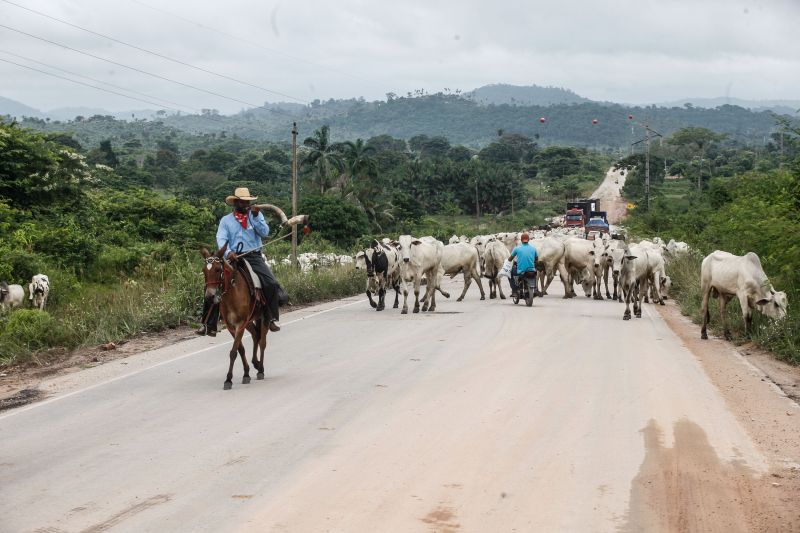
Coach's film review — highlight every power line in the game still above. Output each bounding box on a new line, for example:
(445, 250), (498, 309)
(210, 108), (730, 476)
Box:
(128, 0), (367, 83)
(0, 56), (191, 117)
(0, 0), (307, 104)
(0, 23), (296, 118)
(0, 48), (198, 115)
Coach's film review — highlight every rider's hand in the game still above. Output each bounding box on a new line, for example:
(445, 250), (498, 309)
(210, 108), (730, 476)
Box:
(228, 252), (238, 262)
(250, 206), (260, 215)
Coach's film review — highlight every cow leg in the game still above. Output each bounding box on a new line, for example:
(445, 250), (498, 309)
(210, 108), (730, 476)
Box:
(603, 266), (612, 299)
(393, 282), (400, 309)
(739, 292), (753, 337)
(593, 270), (604, 300)
(720, 294), (732, 340)
(377, 286), (386, 311)
(473, 268), (486, 300)
(366, 289), (377, 309)
(401, 279), (410, 314)
(623, 284), (632, 320)
(428, 276), (437, 312)
(700, 285), (711, 339)
(497, 276), (506, 299)
(457, 272), (471, 302)
(413, 278), (421, 313)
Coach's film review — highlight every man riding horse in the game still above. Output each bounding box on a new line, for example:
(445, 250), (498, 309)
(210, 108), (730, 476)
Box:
(196, 187), (286, 336)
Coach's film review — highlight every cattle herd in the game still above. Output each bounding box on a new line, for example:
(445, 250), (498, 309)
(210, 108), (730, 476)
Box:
(0, 274), (49, 312)
(353, 229), (788, 339)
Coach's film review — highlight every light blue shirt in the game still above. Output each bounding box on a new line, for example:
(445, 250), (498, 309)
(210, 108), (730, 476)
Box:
(216, 211), (270, 257)
(511, 243), (538, 273)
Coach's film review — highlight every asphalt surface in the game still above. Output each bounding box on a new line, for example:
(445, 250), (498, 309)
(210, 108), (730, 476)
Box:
(0, 274), (776, 533)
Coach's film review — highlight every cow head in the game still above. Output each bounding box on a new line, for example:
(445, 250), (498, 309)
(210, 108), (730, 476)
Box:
(660, 275), (672, 299)
(397, 235), (421, 263)
(757, 288), (788, 320)
(0, 281), (8, 303)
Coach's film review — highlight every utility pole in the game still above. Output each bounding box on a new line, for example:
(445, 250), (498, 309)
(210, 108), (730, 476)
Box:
(630, 121), (663, 212)
(291, 122), (298, 268)
(475, 178), (480, 220)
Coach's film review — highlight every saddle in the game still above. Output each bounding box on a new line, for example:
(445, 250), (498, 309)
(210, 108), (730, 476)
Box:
(235, 260), (268, 308)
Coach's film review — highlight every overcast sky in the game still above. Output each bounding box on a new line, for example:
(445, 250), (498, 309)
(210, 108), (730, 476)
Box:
(1, 0), (798, 113)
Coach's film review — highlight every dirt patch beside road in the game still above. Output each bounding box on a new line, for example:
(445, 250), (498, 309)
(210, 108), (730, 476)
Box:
(648, 300), (800, 532)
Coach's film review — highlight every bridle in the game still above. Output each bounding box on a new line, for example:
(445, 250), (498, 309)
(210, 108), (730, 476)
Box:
(203, 257), (228, 292)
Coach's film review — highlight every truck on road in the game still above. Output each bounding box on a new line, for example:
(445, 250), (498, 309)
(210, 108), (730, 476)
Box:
(564, 198), (601, 229)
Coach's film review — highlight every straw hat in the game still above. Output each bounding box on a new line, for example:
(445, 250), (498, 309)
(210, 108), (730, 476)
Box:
(225, 187), (258, 205)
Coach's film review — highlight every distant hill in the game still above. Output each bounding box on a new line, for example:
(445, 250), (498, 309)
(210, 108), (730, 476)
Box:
(467, 84), (589, 106)
(656, 97), (800, 115)
(0, 96), (42, 118)
(0, 96), (162, 121)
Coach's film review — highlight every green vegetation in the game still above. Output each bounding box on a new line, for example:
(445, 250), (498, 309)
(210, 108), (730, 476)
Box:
(620, 123), (800, 364)
(0, 117), (610, 367)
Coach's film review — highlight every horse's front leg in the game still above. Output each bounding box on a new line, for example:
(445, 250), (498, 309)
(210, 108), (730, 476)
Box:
(225, 326), (247, 389)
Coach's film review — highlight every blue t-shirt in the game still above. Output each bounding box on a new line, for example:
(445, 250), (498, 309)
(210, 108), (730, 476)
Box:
(511, 243), (538, 272)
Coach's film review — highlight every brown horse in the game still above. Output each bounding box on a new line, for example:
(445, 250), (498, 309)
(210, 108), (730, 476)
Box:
(201, 244), (268, 390)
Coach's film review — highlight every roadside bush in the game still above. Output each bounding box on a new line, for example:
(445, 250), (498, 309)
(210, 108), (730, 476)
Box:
(0, 309), (55, 362)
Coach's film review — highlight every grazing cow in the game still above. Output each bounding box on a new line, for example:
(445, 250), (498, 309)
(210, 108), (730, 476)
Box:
(0, 282), (25, 311)
(28, 274), (50, 310)
(361, 240), (402, 311)
(700, 251), (788, 340)
(530, 237), (570, 296)
(397, 235), (444, 314)
(618, 245), (651, 320)
(563, 238), (599, 299)
(640, 247), (666, 306)
(482, 240), (508, 300)
(666, 239), (690, 257)
(660, 275), (672, 300)
(436, 242), (486, 301)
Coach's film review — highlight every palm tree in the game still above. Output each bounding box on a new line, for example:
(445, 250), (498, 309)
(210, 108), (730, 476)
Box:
(301, 125), (343, 194)
(334, 138), (377, 197)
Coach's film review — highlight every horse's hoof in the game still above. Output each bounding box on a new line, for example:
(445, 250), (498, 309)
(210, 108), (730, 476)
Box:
(243, 376), (251, 384)
(257, 372), (265, 380)
(223, 382), (232, 390)
(635, 313), (642, 318)
(623, 314), (631, 321)
(369, 301), (377, 308)
(480, 296), (485, 300)
(413, 308), (419, 314)
(456, 297), (463, 302)
(442, 292), (451, 299)
(401, 308), (408, 315)
(500, 295), (506, 300)
(701, 332), (708, 340)
(421, 305), (429, 312)
(659, 301), (665, 306)
(490, 294), (496, 300)
(393, 304), (399, 309)
(428, 307), (436, 312)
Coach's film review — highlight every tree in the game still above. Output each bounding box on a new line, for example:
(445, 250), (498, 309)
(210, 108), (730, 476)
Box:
(87, 139), (119, 168)
(301, 125), (343, 194)
(334, 138), (377, 195)
(667, 127), (727, 189)
(298, 195), (368, 247)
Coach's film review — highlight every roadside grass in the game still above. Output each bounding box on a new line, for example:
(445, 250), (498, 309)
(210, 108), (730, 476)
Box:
(0, 252), (363, 368)
(666, 253), (799, 365)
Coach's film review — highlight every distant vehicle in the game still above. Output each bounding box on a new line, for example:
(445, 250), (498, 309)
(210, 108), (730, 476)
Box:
(585, 212), (610, 239)
(565, 198), (600, 228)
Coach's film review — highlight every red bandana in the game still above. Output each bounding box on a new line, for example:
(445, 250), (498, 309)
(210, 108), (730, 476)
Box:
(233, 210), (248, 229)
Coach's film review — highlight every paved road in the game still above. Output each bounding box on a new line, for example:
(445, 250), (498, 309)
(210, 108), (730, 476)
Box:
(1, 273), (780, 532)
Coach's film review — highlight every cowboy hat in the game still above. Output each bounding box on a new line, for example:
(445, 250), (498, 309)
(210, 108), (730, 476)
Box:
(225, 187), (258, 205)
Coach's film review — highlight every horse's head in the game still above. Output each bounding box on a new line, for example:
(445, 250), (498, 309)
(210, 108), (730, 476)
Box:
(201, 244), (227, 303)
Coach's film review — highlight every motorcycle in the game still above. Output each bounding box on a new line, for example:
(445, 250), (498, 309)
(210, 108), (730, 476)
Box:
(512, 271), (537, 307)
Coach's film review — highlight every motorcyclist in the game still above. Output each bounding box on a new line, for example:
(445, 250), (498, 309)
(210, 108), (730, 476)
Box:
(508, 233), (538, 299)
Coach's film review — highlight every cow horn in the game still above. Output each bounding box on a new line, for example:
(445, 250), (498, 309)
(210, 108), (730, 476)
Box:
(253, 204), (309, 227)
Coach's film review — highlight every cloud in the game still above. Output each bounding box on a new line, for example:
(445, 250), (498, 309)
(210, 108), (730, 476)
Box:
(0, 0), (797, 112)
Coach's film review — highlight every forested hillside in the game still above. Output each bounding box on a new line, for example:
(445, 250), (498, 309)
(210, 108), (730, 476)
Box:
(14, 92), (796, 150)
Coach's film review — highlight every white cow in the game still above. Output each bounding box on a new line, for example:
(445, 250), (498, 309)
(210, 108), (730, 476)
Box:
(640, 247), (666, 306)
(448, 235), (460, 245)
(482, 240), (508, 300)
(397, 235), (445, 314)
(0, 282), (25, 311)
(495, 232), (520, 254)
(437, 242), (486, 301)
(666, 239), (690, 257)
(602, 241), (627, 302)
(700, 251), (788, 340)
(618, 245), (652, 320)
(563, 238), (599, 299)
(28, 274), (50, 310)
(530, 237), (570, 296)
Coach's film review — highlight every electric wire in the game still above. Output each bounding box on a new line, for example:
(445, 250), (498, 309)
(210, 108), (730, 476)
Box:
(0, 0), (307, 103)
(127, 0), (367, 83)
(0, 48), (200, 115)
(0, 23), (297, 118)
